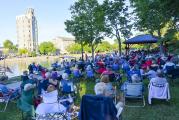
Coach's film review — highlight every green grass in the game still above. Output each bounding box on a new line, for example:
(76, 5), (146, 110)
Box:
(0, 77), (179, 120)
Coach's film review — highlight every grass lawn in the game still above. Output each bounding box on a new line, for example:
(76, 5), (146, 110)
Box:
(0, 77), (179, 120)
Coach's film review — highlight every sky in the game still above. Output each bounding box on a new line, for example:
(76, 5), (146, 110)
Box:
(0, 0), (78, 46)
(0, 0), (134, 47)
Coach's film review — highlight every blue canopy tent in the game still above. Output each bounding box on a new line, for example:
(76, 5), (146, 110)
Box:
(124, 34), (158, 55)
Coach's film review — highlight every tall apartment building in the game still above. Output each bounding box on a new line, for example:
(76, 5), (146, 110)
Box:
(16, 8), (38, 52)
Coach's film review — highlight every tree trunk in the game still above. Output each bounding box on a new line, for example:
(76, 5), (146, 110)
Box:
(117, 38), (122, 56)
(91, 45), (95, 62)
(158, 29), (164, 55)
(81, 43), (84, 61)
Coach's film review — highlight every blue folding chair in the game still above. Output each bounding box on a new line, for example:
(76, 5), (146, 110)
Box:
(60, 80), (76, 97)
(80, 94), (121, 120)
(73, 70), (81, 78)
(124, 83), (145, 107)
(112, 64), (120, 72)
(86, 70), (95, 80)
(166, 65), (175, 75)
(0, 85), (20, 112)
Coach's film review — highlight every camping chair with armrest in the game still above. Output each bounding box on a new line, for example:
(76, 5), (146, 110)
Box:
(112, 64), (120, 72)
(73, 70), (82, 83)
(80, 94), (123, 120)
(60, 80), (76, 98)
(0, 86), (20, 112)
(86, 70), (95, 79)
(73, 70), (81, 78)
(127, 70), (141, 82)
(35, 90), (78, 120)
(166, 68), (179, 84)
(124, 83), (145, 107)
(17, 89), (35, 120)
(166, 65), (175, 75)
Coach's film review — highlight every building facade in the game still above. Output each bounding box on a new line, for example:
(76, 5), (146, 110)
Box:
(52, 37), (75, 53)
(16, 8), (38, 52)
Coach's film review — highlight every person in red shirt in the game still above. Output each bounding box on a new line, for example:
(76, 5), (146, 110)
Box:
(145, 58), (152, 67)
(97, 65), (106, 74)
(102, 66), (113, 75)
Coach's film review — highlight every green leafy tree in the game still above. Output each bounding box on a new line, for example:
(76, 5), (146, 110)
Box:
(3, 40), (13, 49)
(96, 41), (112, 52)
(67, 43), (92, 53)
(130, 0), (171, 54)
(28, 51), (37, 57)
(18, 48), (28, 55)
(66, 43), (81, 53)
(65, 0), (106, 61)
(39, 42), (56, 55)
(158, 0), (179, 29)
(3, 39), (17, 51)
(65, 16), (87, 60)
(103, 0), (132, 55)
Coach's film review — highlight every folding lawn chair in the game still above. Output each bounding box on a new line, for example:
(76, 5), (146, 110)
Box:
(36, 90), (78, 120)
(86, 70), (95, 81)
(60, 80), (76, 98)
(80, 94), (122, 120)
(0, 86), (20, 112)
(124, 83), (145, 107)
(148, 82), (170, 104)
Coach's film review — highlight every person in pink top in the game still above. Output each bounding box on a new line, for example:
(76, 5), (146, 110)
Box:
(102, 66), (113, 75)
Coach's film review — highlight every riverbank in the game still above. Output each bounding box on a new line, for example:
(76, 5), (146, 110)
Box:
(0, 54), (82, 65)
(0, 56), (59, 64)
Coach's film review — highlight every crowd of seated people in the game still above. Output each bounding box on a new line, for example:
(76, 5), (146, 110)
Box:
(11, 50), (179, 119)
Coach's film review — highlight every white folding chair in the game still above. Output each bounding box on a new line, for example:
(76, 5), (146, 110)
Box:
(148, 82), (170, 104)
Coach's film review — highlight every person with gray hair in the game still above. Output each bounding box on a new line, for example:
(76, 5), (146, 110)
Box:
(94, 82), (106, 95)
(131, 74), (141, 83)
(94, 81), (124, 117)
(62, 73), (69, 80)
(150, 69), (167, 84)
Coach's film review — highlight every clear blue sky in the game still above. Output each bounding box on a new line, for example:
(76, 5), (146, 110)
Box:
(0, 0), (134, 47)
(0, 0), (79, 46)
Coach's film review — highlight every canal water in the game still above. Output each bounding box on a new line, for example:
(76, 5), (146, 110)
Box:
(2, 57), (59, 78)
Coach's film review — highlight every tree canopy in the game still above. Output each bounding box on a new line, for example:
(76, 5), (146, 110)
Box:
(39, 42), (56, 55)
(18, 48), (28, 55)
(65, 0), (106, 61)
(103, 0), (132, 55)
(3, 40), (17, 51)
(130, 0), (179, 54)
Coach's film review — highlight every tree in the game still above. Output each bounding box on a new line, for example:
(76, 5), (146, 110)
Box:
(96, 41), (112, 52)
(103, 0), (132, 55)
(3, 40), (17, 51)
(3, 40), (13, 49)
(18, 48), (28, 55)
(66, 43), (81, 53)
(67, 43), (92, 53)
(39, 42), (56, 55)
(158, 0), (179, 29)
(65, 16), (86, 60)
(65, 0), (106, 61)
(130, 0), (171, 54)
